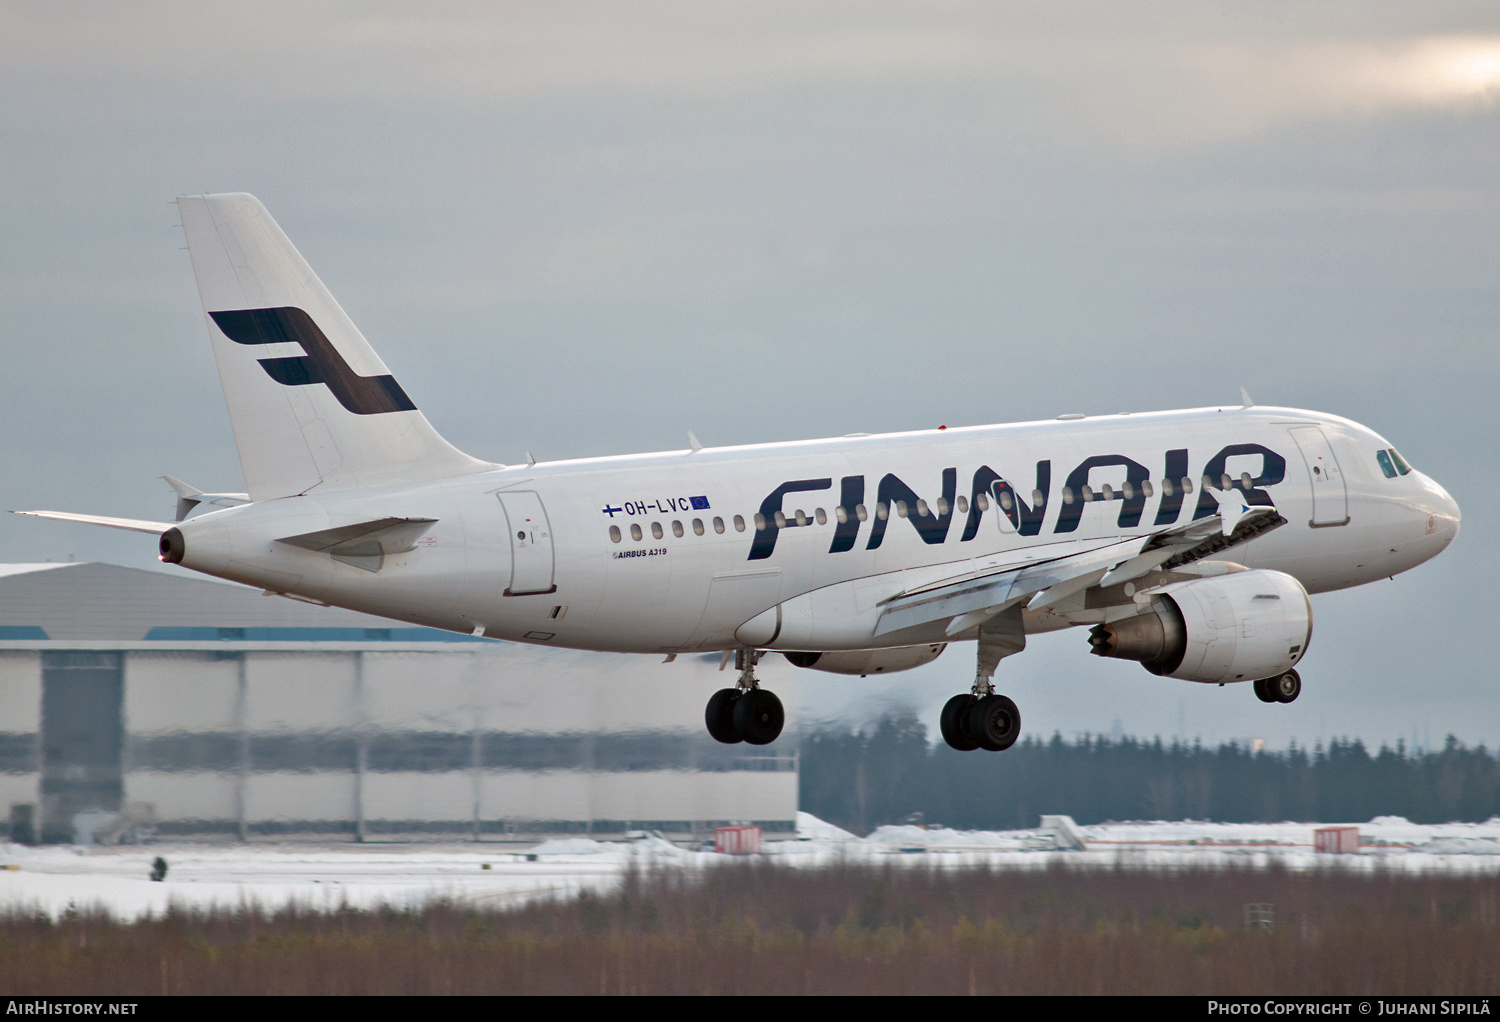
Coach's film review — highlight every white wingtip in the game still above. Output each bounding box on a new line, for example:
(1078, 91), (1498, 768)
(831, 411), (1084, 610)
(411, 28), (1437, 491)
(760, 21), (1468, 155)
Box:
(1240, 386), (1254, 408)
(688, 430), (703, 453)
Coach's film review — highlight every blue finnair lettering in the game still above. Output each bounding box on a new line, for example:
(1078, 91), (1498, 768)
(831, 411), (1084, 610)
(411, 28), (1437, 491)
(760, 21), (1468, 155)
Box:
(748, 443), (1284, 560)
(1190, 444), (1286, 520)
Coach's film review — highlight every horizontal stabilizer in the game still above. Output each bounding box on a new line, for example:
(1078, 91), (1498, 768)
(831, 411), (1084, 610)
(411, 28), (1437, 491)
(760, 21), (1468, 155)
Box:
(11, 510), (175, 534)
(162, 475), (250, 521)
(275, 517), (437, 573)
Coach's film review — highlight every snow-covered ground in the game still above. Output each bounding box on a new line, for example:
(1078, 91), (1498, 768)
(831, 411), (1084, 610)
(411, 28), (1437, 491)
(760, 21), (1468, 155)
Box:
(1, 814), (1496, 921)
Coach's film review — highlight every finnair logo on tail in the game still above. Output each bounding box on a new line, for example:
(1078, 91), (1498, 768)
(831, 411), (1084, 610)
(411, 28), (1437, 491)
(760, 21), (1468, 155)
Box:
(209, 307), (417, 416)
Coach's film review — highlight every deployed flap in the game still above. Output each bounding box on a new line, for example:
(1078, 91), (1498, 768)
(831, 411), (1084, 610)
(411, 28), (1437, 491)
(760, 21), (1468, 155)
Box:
(176, 193), (493, 500)
(875, 502), (1286, 637)
(276, 516), (437, 573)
(876, 538), (1138, 637)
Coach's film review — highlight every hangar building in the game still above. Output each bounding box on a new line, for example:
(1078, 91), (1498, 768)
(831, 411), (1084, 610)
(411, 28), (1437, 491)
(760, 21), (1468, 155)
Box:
(0, 563), (797, 844)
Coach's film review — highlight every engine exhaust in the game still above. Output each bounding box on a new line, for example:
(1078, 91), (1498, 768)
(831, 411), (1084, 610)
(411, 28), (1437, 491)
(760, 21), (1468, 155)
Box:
(1088, 596), (1186, 676)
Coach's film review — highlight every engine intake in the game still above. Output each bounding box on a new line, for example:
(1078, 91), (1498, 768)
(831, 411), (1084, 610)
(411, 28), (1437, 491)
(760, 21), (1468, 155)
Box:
(1088, 569), (1311, 684)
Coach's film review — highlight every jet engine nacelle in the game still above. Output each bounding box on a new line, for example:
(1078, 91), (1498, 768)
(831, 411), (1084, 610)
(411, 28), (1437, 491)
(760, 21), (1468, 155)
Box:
(783, 643), (947, 676)
(1088, 569), (1311, 684)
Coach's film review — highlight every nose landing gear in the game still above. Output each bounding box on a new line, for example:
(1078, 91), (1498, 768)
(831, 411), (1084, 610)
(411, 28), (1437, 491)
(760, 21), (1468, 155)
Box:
(705, 649), (785, 746)
(1253, 669), (1301, 704)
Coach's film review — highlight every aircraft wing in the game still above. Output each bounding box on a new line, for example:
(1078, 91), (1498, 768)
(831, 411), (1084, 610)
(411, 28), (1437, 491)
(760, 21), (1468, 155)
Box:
(872, 501), (1286, 638)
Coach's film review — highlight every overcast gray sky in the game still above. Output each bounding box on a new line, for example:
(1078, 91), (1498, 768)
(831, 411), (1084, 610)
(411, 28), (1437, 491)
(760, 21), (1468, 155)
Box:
(3, 2), (1497, 752)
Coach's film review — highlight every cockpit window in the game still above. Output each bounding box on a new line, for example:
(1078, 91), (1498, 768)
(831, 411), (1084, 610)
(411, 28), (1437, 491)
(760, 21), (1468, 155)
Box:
(1375, 450), (1397, 478)
(1389, 449), (1412, 475)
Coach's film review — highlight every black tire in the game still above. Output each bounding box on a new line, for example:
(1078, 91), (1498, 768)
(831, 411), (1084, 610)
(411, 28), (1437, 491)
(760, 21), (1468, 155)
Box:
(1252, 677), (1278, 703)
(705, 688), (743, 744)
(967, 694), (1021, 751)
(939, 694), (979, 751)
(1272, 669), (1301, 704)
(733, 688), (785, 745)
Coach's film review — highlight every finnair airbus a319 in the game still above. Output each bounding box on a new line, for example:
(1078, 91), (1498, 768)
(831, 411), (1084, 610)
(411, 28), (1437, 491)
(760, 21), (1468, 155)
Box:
(20, 194), (1461, 751)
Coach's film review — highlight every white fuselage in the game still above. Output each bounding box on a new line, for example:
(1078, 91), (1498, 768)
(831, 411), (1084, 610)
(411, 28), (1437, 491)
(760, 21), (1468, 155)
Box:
(169, 404), (1460, 657)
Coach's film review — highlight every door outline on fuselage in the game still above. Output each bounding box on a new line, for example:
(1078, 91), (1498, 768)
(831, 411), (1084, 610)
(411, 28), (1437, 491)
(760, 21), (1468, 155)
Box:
(1287, 425), (1349, 527)
(497, 490), (557, 595)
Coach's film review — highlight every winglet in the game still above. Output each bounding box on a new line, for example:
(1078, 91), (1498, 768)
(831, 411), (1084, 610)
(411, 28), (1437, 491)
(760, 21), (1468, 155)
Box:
(1240, 386), (1254, 408)
(688, 430), (703, 453)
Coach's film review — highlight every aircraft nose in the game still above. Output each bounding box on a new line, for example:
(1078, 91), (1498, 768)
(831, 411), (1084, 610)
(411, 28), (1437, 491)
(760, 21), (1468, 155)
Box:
(1415, 472), (1460, 553)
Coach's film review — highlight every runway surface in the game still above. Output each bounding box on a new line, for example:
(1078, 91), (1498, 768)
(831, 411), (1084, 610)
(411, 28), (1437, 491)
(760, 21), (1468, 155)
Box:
(2, 813), (1496, 920)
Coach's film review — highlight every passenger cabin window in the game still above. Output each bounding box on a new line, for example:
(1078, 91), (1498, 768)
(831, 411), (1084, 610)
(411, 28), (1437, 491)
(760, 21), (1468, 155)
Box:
(956, 496), (969, 514)
(734, 515), (746, 532)
(713, 516), (725, 534)
(835, 506), (848, 524)
(1389, 449), (1412, 475)
(692, 518), (705, 535)
(651, 522), (664, 539)
(671, 520), (684, 538)
(815, 508), (827, 525)
(856, 504), (868, 521)
(630, 523), (643, 541)
(609, 525), (621, 543)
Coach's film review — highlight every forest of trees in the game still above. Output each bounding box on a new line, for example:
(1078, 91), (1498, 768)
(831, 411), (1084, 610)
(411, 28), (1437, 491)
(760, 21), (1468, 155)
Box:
(798, 716), (1500, 835)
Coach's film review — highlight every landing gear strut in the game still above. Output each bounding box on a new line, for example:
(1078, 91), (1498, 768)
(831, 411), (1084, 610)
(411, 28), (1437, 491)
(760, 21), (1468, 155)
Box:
(1253, 669), (1301, 704)
(705, 649), (785, 746)
(941, 605), (1026, 752)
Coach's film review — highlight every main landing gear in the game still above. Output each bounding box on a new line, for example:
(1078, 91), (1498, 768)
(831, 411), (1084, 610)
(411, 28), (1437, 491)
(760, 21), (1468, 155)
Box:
(1253, 669), (1301, 704)
(706, 649), (785, 746)
(941, 605), (1026, 753)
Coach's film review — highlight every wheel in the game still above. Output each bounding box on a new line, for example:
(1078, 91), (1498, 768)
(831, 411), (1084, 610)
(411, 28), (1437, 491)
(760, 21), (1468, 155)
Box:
(940, 694), (979, 751)
(733, 688), (785, 745)
(967, 694), (1021, 751)
(1252, 677), (1278, 703)
(1271, 669), (1301, 704)
(705, 688), (743, 744)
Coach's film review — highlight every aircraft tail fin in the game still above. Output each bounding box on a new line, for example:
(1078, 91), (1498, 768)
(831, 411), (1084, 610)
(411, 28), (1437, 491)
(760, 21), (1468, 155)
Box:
(175, 193), (493, 501)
